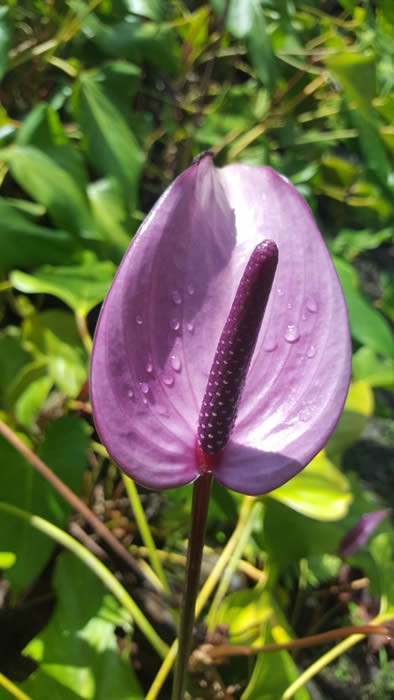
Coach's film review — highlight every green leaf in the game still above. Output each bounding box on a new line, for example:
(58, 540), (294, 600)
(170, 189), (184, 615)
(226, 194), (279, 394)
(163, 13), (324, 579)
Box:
(0, 6), (12, 81)
(17, 103), (89, 190)
(0, 551), (16, 569)
(90, 61), (141, 120)
(326, 380), (374, 457)
(72, 73), (144, 210)
(0, 145), (96, 239)
(14, 374), (52, 429)
(246, 1), (277, 90)
(334, 257), (394, 357)
(215, 589), (309, 700)
(0, 329), (32, 406)
(23, 311), (88, 398)
(0, 416), (88, 593)
(19, 553), (143, 699)
(0, 199), (79, 268)
(352, 347), (394, 389)
(10, 254), (116, 314)
(269, 451), (352, 521)
(325, 52), (377, 121)
(88, 178), (131, 255)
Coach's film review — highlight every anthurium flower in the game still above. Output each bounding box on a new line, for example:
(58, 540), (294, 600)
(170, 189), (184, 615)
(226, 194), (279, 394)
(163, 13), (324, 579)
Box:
(339, 509), (389, 558)
(90, 153), (351, 495)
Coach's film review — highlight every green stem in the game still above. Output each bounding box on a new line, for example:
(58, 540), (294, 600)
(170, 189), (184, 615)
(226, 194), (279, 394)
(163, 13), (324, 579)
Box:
(0, 502), (169, 660)
(122, 475), (170, 594)
(171, 472), (213, 700)
(0, 673), (31, 700)
(281, 613), (393, 699)
(207, 500), (263, 629)
(75, 311), (93, 354)
(146, 495), (255, 700)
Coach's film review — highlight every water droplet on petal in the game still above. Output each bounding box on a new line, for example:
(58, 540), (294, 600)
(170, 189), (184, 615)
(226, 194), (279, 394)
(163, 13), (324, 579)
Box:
(299, 406), (312, 422)
(140, 382), (149, 394)
(145, 361), (153, 373)
(307, 345), (316, 358)
(170, 354), (181, 372)
(187, 321), (194, 333)
(306, 297), (317, 313)
(263, 338), (277, 352)
(186, 283), (195, 295)
(277, 287), (284, 297)
(171, 289), (182, 304)
(127, 389), (134, 398)
(170, 317), (180, 331)
(287, 302), (293, 310)
(136, 314), (143, 325)
(284, 324), (300, 343)
(163, 373), (174, 387)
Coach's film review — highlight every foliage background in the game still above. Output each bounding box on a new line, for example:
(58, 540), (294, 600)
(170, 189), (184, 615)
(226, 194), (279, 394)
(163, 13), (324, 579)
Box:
(0, 1), (393, 698)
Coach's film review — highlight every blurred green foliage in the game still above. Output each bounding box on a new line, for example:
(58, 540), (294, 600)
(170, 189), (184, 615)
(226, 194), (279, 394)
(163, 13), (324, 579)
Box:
(0, 1), (393, 698)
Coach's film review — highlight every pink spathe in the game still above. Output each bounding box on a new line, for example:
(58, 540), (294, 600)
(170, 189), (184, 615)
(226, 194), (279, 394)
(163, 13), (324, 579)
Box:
(90, 154), (351, 495)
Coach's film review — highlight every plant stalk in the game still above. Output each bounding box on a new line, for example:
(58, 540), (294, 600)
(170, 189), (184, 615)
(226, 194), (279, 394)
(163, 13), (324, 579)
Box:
(171, 472), (213, 700)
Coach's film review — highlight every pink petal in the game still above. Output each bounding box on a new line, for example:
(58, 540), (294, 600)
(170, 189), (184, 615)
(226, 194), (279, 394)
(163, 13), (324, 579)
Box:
(91, 156), (351, 493)
(214, 165), (351, 494)
(339, 509), (389, 558)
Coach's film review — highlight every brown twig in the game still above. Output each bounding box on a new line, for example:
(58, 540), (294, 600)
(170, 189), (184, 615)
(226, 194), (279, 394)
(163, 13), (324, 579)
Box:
(191, 623), (394, 667)
(0, 418), (158, 591)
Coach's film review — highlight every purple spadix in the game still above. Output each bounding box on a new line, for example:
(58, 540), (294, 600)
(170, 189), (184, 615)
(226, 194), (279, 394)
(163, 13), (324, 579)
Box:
(90, 153), (351, 495)
(196, 240), (278, 469)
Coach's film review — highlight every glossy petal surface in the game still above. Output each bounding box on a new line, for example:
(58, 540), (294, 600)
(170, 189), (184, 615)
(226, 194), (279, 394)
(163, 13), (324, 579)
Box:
(90, 156), (351, 493)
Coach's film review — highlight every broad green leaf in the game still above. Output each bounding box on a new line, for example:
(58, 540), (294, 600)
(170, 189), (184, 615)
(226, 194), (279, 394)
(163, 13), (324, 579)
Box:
(88, 178), (131, 255)
(211, 0), (253, 38)
(330, 227), (393, 260)
(0, 199), (79, 268)
(23, 311), (87, 398)
(334, 257), (394, 357)
(83, 14), (180, 74)
(216, 589), (308, 700)
(0, 329), (32, 405)
(325, 52), (377, 121)
(246, 1), (277, 90)
(10, 254), (116, 314)
(0, 145), (96, 239)
(0, 551), (15, 569)
(0, 6), (12, 81)
(15, 375), (52, 429)
(17, 103), (89, 190)
(0, 416), (88, 593)
(263, 499), (342, 574)
(91, 61), (141, 119)
(268, 451), (352, 521)
(73, 73), (144, 210)
(352, 347), (394, 389)
(19, 553), (143, 699)
(327, 380), (374, 457)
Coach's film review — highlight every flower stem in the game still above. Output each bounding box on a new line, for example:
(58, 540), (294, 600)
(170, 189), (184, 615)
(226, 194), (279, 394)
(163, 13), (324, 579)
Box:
(0, 673), (31, 700)
(75, 310), (93, 354)
(146, 495), (255, 700)
(122, 474), (170, 594)
(171, 472), (213, 700)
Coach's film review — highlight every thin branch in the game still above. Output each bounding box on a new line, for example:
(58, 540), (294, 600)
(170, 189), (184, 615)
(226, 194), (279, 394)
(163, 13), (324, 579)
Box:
(0, 418), (158, 591)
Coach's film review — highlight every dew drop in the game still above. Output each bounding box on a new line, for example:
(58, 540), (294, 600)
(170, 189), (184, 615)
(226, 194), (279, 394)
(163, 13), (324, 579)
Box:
(307, 345), (316, 358)
(287, 302), (293, 310)
(263, 338), (277, 352)
(284, 324), (300, 343)
(135, 314), (143, 325)
(127, 389), (134, 399)
(163, 373), (174, 387)
(186, 283), (195, 295)
(140, 381), (149, 394)
(171, 289), (182, 305)
(187, 321), (194, 333)
(277, 287), (284, 297)
(142, 396), (148, 405)
(170, 354), (181, 372)
(299, 406), (312, 422)
(306, 297), (317, 313)
(170, 317), (180, 331)
(145, 361), (153, 373)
